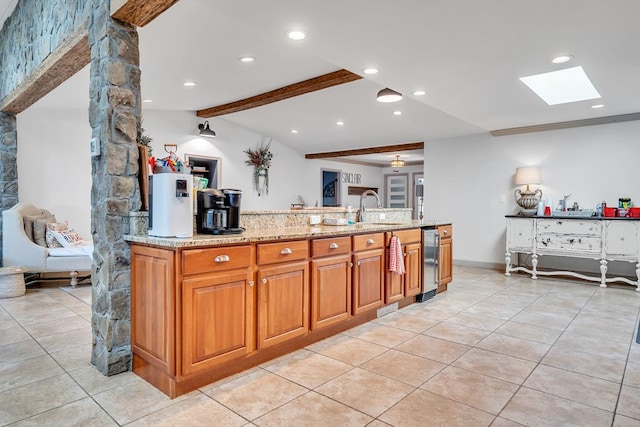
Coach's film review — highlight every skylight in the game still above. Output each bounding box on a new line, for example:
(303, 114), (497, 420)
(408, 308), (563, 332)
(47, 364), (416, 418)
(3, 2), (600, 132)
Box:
(519, 66), (601, 106)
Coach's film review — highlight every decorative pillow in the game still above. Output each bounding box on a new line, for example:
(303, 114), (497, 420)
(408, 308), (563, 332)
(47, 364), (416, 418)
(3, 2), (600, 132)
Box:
(23, 214), (47, 242)
(46, 222), (68, 248)
(33, 215), (57, 247)
(52, 228), (85, 248)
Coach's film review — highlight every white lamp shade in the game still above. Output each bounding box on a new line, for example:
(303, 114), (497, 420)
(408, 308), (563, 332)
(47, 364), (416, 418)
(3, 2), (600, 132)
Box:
(514, 166), (542, 185)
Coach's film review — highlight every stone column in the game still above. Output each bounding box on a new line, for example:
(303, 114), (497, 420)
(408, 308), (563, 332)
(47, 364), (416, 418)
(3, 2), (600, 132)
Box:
(89, 0), (141, 375)
(0, 112), (18, 266)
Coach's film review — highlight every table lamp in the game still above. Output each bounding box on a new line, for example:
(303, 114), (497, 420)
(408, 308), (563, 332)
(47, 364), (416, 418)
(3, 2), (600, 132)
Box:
(514, 166), (542, 216)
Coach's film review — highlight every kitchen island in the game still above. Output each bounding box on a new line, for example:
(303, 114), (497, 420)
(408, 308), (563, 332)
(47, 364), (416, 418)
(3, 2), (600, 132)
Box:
(126, 219), (451, 398)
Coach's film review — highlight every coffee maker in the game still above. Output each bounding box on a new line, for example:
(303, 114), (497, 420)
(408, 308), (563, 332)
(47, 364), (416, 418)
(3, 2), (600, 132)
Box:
(196, 188), (243, 234)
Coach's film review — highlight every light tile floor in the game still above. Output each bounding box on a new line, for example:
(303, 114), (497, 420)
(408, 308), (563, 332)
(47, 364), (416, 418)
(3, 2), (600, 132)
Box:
(2, 267), (640, 426)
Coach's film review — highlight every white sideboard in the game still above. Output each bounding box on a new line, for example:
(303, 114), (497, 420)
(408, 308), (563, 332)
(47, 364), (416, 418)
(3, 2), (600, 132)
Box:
(505, 216), (640, 290)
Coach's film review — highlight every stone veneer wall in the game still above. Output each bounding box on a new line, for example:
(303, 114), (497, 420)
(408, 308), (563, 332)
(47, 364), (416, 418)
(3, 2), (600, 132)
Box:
(88, 0), (141, 375)
(0, 0), (90, 266)
(0, 0), (91, 100)
(0, 113), (18, 265)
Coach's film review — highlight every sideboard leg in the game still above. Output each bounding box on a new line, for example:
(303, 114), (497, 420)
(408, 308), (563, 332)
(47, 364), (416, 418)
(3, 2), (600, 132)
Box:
(635, 263), (640, 292)
(531, 254), (538, 280)
(505, 252), (511, 276)
(599, 259), (608, 288)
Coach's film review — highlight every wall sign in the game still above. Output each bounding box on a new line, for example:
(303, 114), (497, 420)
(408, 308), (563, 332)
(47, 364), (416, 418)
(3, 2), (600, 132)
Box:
(341, 172), (362, 184)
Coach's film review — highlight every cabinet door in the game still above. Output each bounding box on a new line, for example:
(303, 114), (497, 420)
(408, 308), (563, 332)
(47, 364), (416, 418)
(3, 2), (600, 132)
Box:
(311, 254), (352, 330)
(131, 245), (175, 376)
(507, 218), (534, 251)
(182, 269), (254, 376)
(257, 261), (309, 349)
(439, 237), (453, 287)
(385, 267), (404, 304)
(606, 221), (639, 259)
(353, 249), (385, 315)
(404, 242), (422, 297)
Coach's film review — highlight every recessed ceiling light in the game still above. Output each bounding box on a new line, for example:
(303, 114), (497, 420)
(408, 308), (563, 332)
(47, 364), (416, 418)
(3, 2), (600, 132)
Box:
(552, 55), (573, 64)
(412, 90), (426, 96)
(183, 81), (197, 87)
(591, 104), (604, 109)
(519, 66), (600, 105)
(393, 111), (402, 116)
(336, 121), (344, 126)
(287, 30), (306, 40)
(239, 56), (255, 63)
(363, 68), (378, 75)
(290, 129), (298, 134)
(142, 99), (153, 103)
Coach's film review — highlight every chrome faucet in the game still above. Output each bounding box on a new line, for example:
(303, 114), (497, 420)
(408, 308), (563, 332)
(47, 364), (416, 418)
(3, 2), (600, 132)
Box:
(358, 190), (382, 222)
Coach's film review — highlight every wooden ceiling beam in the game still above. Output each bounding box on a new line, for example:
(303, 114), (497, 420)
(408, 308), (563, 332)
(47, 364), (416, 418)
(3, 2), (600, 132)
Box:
(305, 142), (424, 159)
(197, 69), (362, 118)
(111, 0), (180, 27)
(0, 26), (90, 114)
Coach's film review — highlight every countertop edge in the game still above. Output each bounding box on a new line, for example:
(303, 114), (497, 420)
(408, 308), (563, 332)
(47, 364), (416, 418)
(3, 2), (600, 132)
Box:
(124, 220), (452, 248)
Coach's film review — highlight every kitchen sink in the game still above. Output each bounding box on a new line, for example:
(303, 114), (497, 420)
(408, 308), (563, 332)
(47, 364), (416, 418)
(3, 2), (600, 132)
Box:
(552, 210), (596, 218)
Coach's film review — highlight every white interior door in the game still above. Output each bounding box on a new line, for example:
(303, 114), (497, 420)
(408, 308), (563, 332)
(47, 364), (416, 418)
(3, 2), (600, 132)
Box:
(385, 174), (409, 208)
(412, 172), (424, 219)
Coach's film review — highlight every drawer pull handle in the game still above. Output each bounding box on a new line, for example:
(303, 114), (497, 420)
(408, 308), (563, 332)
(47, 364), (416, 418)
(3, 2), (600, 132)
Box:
(248, 280), (254, 287)
(329, 243), (339, 249)
(280, 248), (292, 255)
(261, 278), (267, 284)
(443, 230), (449, 235)
(366, 239), (375, 244)
(214, 255), (230, 263)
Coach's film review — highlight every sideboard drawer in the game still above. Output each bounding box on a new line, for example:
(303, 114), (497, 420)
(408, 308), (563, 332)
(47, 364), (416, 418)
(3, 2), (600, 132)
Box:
(257, 240), (309, 265)
(537, 219), (601, 236)
(538, 234), (601, 254)
(182, 245), (252, 275)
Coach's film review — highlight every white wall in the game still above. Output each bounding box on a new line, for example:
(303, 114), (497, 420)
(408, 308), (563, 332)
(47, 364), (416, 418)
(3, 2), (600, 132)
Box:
(142, 110), (383, 210)
(424, 120), (640, 271)
(16, 107), (92, 237)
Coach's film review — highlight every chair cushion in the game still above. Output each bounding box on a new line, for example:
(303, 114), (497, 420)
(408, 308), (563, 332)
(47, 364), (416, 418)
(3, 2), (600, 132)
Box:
(48, 246), (91, 257)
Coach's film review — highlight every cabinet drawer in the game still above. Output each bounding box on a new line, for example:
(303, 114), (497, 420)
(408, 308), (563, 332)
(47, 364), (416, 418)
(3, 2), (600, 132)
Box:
(438, 224), (453, 239)
(311, 236), (351, 257)
(182, 246), (252, 275)
(353, 233), (384, 251)
(257, 240), (309, 265)
(385, 229), (421, 245)
(537, 219), (601, 236)
(538, 233), (601, 254)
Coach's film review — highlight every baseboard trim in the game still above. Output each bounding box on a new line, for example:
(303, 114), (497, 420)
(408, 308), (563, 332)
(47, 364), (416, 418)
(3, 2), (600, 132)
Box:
(453, 259), (503, 271)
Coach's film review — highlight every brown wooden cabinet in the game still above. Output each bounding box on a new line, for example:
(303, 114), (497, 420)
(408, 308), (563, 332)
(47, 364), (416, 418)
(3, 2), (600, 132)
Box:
(130, 225), (432, 399)
(438, 224), (453, 292)
(404, 242), (422, 297)
(131, 245), (175, 376)
(384, 229), (422, 303)
(352, 233), (385, 315)
(257, 241), (309, 349)
(311, 237), (352, 331)
(181, 269), (254, 375)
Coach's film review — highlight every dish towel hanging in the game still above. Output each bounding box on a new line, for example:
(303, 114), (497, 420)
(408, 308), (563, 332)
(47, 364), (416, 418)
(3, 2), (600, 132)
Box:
(389, 235), (405, 274)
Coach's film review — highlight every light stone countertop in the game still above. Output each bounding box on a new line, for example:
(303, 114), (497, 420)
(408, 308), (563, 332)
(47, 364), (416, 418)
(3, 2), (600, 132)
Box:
(124, 219), (451, 248)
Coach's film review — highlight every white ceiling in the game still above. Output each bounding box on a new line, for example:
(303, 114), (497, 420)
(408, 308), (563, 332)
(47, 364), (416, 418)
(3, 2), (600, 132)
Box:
(10, 0), (640, 165)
